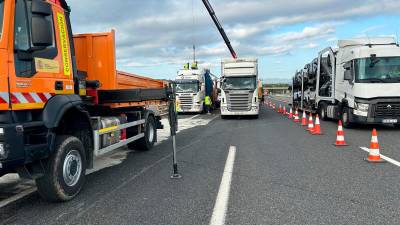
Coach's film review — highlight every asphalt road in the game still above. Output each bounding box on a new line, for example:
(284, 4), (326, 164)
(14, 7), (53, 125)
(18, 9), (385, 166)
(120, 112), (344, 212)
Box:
(2, 101), (400, 225)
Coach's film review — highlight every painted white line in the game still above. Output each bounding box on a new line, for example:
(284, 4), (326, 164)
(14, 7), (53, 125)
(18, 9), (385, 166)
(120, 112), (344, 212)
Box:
(210, 146), (236, 225)
(186, 115), (200, 120)
(0, 187), (37, 208)
(360, 147), (400, 167)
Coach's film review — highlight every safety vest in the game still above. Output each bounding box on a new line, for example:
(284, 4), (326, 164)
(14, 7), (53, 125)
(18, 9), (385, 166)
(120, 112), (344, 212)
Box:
(205, 96), (212, 106)
(176, 99), (182, 112)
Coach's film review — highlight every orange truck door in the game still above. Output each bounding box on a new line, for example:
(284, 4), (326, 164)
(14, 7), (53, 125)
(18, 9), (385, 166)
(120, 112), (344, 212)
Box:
(9, 0), (73, 110)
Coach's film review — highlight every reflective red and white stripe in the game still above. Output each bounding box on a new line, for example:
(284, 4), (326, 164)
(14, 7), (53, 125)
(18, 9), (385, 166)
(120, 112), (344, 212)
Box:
(0, 92), (54, 104)
(0, 92), (9, 104)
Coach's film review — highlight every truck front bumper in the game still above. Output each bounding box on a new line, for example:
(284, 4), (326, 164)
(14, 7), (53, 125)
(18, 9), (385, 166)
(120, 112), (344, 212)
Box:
(221, 106), (259, 116)
(178, 104), (203, 113)
(0, 124), (26, 176)
(350, 113), (400, 125)
(0, 122), (51, 177)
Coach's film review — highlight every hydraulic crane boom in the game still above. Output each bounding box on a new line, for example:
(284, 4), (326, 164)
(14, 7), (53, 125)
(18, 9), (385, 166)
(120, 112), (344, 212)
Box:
(202, 0), (237, 59)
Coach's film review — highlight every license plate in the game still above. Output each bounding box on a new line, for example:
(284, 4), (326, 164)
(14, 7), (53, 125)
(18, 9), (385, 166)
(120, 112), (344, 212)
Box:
(383, 119), (398, 124)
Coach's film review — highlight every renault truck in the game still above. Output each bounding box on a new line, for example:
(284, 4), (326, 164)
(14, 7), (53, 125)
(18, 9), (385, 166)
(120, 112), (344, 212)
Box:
(220, 58), (260, 118)
(293, 37), (400, 128)
(0, 0), (171, 201)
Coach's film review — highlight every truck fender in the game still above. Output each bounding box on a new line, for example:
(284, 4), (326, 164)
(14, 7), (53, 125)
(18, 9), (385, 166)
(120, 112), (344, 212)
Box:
(43, 95), (94, 168)
(42, 95), (83, 129)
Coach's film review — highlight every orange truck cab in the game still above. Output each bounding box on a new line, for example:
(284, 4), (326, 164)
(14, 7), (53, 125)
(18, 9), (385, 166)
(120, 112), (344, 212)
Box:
(0, 0), (172, 202)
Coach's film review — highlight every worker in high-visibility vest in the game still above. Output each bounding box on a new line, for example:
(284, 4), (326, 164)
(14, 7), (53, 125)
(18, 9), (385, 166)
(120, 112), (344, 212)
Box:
(205, 95), (212, 115)
(176, 99), (182, 112)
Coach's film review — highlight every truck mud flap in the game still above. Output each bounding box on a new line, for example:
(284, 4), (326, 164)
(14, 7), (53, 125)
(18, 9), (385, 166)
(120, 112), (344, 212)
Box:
(98, 88), (169, 104)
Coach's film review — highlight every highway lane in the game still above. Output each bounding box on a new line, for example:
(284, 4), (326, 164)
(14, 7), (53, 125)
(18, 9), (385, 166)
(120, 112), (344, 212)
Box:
(2, 104), (400, 224)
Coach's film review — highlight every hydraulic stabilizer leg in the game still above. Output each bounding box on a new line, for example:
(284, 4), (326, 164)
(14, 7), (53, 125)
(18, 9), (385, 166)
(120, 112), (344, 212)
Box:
(169, 83), (182, 179)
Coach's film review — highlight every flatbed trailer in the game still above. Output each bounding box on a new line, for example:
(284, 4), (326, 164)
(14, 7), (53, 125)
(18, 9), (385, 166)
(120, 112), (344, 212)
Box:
(0, 0), (172, 202)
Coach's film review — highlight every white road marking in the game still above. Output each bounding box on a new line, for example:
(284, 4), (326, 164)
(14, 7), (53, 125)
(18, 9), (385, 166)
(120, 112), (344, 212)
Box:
(360, 147), (400, 167)
(186, 114), (201, 120)
(210, 146), (236, 225)
(0, 188), (37, 208)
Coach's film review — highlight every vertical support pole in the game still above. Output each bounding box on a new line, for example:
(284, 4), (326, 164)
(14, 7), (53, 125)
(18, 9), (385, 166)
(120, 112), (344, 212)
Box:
(169, 82), (182, 179)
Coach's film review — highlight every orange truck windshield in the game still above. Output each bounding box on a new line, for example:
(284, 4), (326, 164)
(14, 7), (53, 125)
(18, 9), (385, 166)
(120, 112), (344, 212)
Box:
(0, 0), (4, 38)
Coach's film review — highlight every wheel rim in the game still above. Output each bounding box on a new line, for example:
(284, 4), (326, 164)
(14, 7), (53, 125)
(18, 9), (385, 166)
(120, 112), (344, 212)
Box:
(148, 123), (155, 142)
(63, 150), (82, 187)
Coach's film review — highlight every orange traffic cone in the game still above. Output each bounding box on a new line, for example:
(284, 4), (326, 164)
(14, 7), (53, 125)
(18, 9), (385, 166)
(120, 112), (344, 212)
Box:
(294, 109), (300, 123)
(365, 129), (385, 163)
(279, 104), (282, 113)
(307, 113), (315, 132)
(334, 121), (348, 146)
(301, 111), (307, 126)
(283, 106), (287, 115)
(312, 115), (323, 135)
(288, 108), (293, 119)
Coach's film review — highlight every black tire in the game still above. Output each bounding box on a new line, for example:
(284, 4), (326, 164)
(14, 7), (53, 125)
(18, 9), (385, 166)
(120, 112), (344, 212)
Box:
(35, 135), (86, 202)
(129, 116), (157, 151)
(319, 103), (328, 121)
(342, 107), (353, 128)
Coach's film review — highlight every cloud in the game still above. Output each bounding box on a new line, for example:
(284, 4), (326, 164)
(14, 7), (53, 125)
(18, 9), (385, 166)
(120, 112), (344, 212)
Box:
(276, 23), (336, 42)
(302, 43), (319, 49)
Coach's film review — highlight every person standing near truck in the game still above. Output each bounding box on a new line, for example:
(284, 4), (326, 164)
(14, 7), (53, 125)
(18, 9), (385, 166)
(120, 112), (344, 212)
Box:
(205, 95), (212, 115)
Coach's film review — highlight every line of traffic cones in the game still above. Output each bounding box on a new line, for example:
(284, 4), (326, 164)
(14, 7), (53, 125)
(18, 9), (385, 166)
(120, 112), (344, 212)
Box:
(274, 104), (387, 164)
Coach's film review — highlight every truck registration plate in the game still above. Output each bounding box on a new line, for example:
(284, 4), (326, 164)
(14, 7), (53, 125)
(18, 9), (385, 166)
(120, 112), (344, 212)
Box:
(383, 119), (398, 124)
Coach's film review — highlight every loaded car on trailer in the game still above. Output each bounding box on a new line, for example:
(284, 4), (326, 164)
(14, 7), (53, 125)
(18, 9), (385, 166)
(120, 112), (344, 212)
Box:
(0, 0), (171, 201)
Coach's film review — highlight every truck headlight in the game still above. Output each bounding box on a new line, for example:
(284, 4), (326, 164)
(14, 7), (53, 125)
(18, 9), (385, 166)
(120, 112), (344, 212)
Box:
(252, 106), (259, 111)
(355, 103), (369, 112)
(0, 128), (3, 134)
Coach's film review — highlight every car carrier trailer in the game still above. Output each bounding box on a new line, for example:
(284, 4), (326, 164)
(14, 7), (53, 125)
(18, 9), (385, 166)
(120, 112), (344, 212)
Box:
(293, 37), (400, 128)
(0, 0), (172, 202)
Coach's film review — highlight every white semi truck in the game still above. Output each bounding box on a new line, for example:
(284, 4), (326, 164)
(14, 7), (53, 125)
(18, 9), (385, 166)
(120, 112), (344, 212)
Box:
(220, 58), (260, 118)
(175, 64), (216, 113)
(293, 37), (400, 128)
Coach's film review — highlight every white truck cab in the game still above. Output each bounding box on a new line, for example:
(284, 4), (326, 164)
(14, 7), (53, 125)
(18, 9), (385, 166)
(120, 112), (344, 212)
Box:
(220, 58), (260, 118)
(175, 66), (209, 113)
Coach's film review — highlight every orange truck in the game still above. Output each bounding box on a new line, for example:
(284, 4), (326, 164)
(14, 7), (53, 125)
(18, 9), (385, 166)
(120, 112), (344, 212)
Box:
(0, 0), (171, 201)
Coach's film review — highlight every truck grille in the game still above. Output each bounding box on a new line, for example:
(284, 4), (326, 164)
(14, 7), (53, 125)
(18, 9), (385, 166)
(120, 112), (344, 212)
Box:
(374, 103), (400, 117)
(227, 92), (252, 111)
(178, 96), (193, 110)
